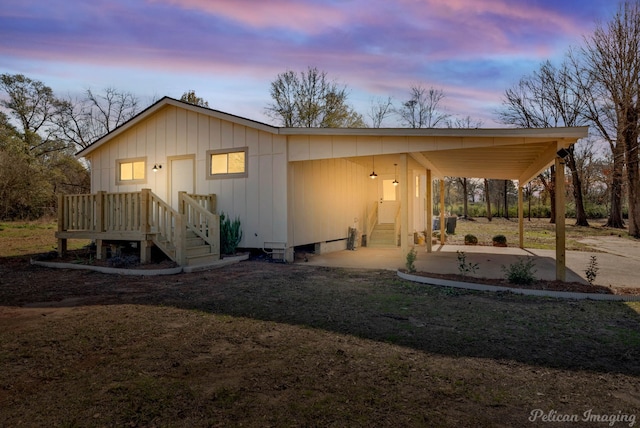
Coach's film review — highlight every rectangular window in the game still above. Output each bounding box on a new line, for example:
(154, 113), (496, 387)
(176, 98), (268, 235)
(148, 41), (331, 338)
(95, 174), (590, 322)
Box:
(116, 157), (146, 184)
(207, 148), (247, 179)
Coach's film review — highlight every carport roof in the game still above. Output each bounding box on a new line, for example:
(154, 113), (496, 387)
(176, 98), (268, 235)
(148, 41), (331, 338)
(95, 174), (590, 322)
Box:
(284, 126), (589, 184)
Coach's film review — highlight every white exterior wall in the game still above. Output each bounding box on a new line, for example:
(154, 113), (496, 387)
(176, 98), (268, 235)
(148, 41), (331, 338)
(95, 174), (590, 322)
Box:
(288, 158), (373, 247)
(86, 105), (288, 249)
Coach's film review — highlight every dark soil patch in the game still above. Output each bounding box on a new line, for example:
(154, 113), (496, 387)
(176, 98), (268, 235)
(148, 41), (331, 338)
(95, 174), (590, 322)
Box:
(1, 255), (640, 427)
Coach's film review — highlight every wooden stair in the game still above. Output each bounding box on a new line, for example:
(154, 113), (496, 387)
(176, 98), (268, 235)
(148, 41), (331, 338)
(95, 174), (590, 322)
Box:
(184, 229), (219, 266)
(368, 223), (398, 247)
(152, 228), (219, 267)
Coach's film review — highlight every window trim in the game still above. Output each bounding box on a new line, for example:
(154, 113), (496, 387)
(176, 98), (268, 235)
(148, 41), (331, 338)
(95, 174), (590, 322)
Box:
(116, 157), (147, 185)
(206, 147), (248, 179)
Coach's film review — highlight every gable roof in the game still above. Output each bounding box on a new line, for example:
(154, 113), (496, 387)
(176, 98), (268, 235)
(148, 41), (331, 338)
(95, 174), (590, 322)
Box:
(76, 96), (279, 158)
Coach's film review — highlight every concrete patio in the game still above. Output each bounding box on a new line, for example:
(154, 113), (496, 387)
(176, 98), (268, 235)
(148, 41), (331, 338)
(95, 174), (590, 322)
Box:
(300, 238), (640, 290)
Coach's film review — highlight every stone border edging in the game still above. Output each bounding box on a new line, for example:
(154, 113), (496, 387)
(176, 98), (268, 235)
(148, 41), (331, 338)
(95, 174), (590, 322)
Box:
(397, 270), (640, 302)
(182, 253), (250, 273)
(30, 253), (250, 276)
(30, 259), (183, 276)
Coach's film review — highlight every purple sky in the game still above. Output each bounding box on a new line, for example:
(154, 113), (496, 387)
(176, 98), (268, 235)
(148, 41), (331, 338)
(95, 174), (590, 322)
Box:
(1, 0), (617, 126)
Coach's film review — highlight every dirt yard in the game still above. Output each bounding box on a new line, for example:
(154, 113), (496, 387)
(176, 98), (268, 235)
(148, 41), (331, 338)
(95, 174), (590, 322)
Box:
(1, 252), (640, 427)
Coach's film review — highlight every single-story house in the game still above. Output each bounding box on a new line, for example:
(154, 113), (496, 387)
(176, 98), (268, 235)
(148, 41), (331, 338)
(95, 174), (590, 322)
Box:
(56, 96), (588, 279)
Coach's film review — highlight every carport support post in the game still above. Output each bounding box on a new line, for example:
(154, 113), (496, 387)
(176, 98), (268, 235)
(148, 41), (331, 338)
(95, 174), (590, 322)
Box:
(440, 179), (445, 245)
(518, 184), (524, 248)
(400, 154), (409, 258)
(555, 156), (566, 281)
(426, 169), (433, 253)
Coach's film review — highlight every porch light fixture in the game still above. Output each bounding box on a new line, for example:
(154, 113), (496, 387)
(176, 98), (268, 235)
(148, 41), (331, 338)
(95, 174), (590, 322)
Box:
(556, 148), (570, 159)
(152, 164), (162, 172)
(393, 163), (399, 186)
(369, 157), (377, 179)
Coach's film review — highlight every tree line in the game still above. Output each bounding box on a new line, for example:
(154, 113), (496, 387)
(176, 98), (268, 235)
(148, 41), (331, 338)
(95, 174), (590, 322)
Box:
(0, 78), (210, 219)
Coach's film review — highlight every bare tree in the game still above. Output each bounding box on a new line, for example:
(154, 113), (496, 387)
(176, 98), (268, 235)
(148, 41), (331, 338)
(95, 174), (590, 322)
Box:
(56, 88), (140, 149)
(396, 85), (450, 128)
(446, 115), (484, 129)
(498, 60), (591, 226)
(582, 1), (640, 236)
(368, 96), (393, 128)
(0, 73), (66, 157)
(446, 116), (484, 218)
(565, 48), (625, 228)
(484, 179), (492, 221)
(265, 67), (365, 128)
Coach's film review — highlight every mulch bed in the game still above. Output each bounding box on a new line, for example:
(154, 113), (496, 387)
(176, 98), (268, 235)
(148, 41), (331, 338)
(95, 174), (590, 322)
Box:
(408, 270), (640, 295)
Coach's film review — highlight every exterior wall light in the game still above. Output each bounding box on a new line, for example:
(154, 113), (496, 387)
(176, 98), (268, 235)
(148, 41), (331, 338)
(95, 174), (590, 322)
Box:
(393, 163), (399, 186)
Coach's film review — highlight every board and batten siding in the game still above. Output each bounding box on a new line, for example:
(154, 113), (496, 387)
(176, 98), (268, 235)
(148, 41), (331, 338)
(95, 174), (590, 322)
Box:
(289, 158), (372, 247)
(86, 105), (288, 249)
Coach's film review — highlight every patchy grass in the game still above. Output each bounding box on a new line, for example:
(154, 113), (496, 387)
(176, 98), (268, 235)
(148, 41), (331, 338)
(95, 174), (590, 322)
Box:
(0, 259), (639, 427)
(0, 220), (89, 257)
(1, 218), (640, 426)
(447, 217), (631, 250)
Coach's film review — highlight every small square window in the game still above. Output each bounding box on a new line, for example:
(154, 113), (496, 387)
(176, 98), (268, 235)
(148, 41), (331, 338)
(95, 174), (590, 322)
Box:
(116, 158), (146, 184)
(207, 148), (247, 179)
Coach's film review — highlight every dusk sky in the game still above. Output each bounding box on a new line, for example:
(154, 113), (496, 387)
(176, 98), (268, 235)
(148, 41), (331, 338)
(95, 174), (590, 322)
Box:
(1, 0), (619, 127)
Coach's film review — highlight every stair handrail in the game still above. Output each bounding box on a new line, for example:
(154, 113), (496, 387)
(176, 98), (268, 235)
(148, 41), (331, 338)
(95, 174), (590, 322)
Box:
(179, 192), (220, 256)
(148, 190), (186, 265)
(394, 203), (401, 246)
(365, 201), (378, 244)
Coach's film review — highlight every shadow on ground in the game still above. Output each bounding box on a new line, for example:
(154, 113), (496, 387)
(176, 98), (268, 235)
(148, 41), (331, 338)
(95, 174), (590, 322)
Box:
(2, 256), (640, 377)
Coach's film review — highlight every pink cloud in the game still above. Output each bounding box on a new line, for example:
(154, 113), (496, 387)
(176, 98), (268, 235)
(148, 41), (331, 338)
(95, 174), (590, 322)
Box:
(391, 0), (587, 60)
(149, 0), (348, 33)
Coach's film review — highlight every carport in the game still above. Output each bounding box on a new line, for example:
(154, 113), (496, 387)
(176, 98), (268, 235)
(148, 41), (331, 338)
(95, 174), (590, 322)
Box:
(285, 126), (589, 281)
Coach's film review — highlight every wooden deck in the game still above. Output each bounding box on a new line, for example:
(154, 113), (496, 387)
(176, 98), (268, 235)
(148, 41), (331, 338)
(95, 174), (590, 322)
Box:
(56, 189), (220, 266)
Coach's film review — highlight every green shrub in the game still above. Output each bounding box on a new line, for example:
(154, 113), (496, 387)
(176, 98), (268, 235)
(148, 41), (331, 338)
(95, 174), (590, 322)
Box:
(585, 255), (599, 285)
(456, 250), (479, 277)
(405, 247), (417, 273)
(464, 234), (478, 245)
(432, 231), (447, 242)
(502, 258), (537, 285)
(492, 234), (507, 246)
(220, 212), (242, 255)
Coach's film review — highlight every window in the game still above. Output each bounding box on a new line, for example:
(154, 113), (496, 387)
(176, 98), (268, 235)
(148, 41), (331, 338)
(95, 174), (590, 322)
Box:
(116, 157), (146, 184)
(207, 148), (247, 179)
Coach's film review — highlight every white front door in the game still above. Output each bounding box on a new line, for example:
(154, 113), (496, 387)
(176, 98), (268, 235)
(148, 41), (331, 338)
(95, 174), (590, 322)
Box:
(169, 156), (194, 210)
(378, 178), (399, 224)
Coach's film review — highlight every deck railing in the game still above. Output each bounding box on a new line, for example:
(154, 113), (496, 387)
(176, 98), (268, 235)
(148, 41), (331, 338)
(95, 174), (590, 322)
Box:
(58, 189), (218, 265)
(58, 191), (144, 234)
(104, 191), (143, 232)
(179, 192), (220, 256)
(185, 193), (217, 213)
(148, 190), (185, 265)
(59, 193), (99, 231)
